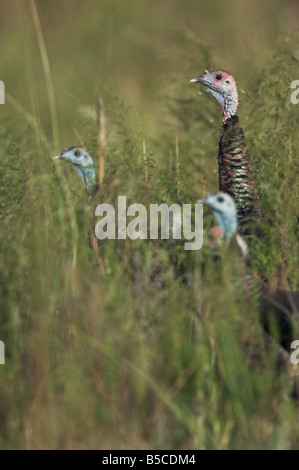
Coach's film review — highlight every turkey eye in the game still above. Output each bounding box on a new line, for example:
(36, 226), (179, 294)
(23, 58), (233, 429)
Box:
(215, 74), (222, 80)
(74, 151), (80, 157)
(217, 196), (224, 203)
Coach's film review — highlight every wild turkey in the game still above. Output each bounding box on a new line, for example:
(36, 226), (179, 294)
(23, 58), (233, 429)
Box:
(54, 144), (184, 295)
(191, 70), (263, 229)
(53, 146), (97, 197)
(201, 192), (297, 353)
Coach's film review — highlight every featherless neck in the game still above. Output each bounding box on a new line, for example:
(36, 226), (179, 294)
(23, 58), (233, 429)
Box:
(213, 210), (237, 242)
(223, 89), (239, 122)
(73, 165), (97, 196)
(209, 87), (239, 123)
(83, 167), (97, 196)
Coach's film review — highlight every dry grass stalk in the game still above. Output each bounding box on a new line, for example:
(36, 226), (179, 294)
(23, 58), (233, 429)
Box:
(97, 96), (106, 191)
(142, 140), (148, 186)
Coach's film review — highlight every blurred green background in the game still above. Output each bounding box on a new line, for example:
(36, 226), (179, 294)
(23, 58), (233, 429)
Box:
(0, 0), (299, 450)
(2, 0), (299, 142)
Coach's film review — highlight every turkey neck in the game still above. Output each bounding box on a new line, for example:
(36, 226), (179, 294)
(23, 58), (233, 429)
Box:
(218, 115), (262, 227)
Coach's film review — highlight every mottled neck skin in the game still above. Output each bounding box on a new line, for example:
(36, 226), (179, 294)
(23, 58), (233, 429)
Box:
(208, 86), (239, 123)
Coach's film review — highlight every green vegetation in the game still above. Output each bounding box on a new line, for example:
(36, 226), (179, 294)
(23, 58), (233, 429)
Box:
(0, 0), (298, 449)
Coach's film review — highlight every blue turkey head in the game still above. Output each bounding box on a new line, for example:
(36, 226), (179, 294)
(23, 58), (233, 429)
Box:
(53, 146), (97, 196)
(190, 70), (239, 123)
(202, 192), (237, 242)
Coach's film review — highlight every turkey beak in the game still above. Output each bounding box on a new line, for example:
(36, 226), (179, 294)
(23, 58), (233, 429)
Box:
(190, 77), (201, 84)
(190, 75), (212, 88)
(190, 74), (209, 84)
(197, 193), (211, 205)
(53, 148), (70, 161)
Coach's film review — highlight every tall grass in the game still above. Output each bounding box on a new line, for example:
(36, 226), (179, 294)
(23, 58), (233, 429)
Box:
(0, 0), (298, 449)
